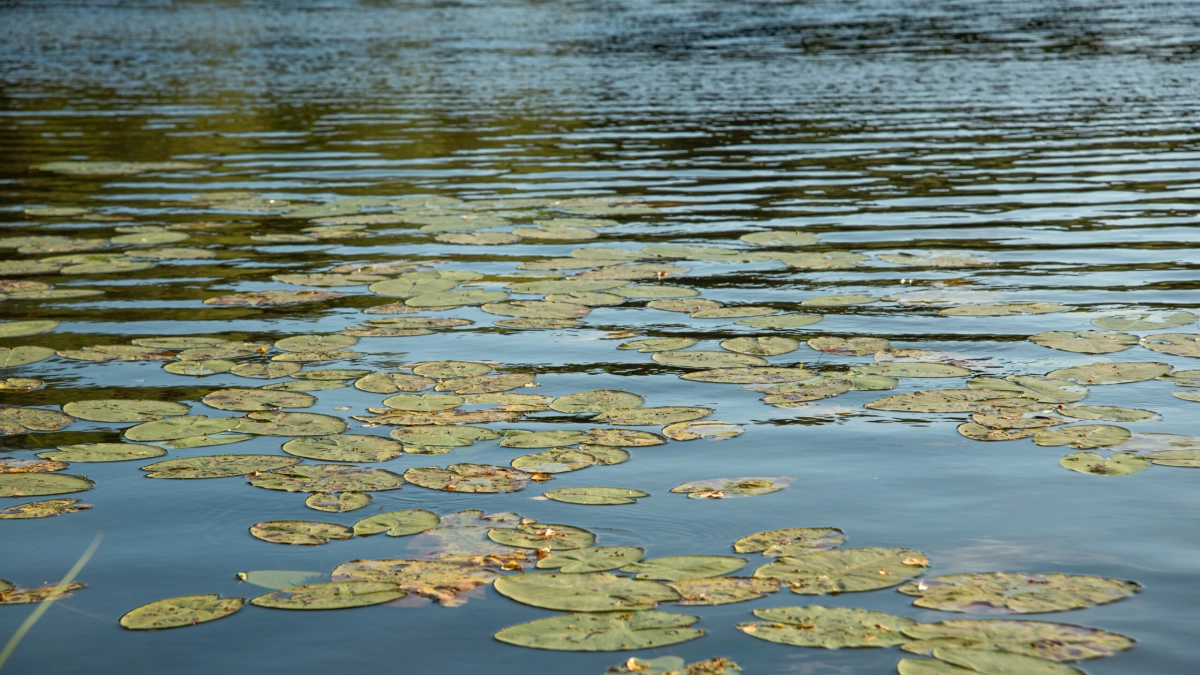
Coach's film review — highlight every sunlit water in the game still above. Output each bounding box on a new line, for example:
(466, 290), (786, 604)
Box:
(2, 1), (1200, 673)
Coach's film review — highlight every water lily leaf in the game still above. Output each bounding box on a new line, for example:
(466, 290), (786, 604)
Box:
(158, 432), (252, 449)
(1046, 361), (1171, 385)
(652, 351), (768, 368)
(538, 547), (645, 573)
(234, 411), (348, 436)
(405, 463), (530, 493)
(381, 393), (464, 412)
(119, 595), (244, 631)
(354, 372), (436, 393)
(545, 291), (625, 306)
(1139, 332), (1200, 358)
(1060, 452), (1149, 476)
(0, 407), (75, 434)
(1158, 369), (1200, 387)
(968, 376), (1088, 403)
(898, 572), (1139, 613)
(642, 244), (747, 261)
(1112, 432), (1200, 454)
(500, 430), (591, 448)
(671, 476), (794, 499)
(112, 230), (189, 245)
(355, 408), (522, 426)
(0, 377), (43, 392)
(305, 492), (372, 512)
(940, 302), (1072, 317)
(0, 473), (94, 497)
(365, 316), (472, 328)
(647, 299), (721, 313)
(352, 509), (440, 537)
(494, 318), (581, 329)
(1176, 390), (1200, 403)
(275, 334), (358, 353)
(407, 289), (508, 307)
(720, 336), (800, 356)
(282, 434), (404, 462)
(680, 367), (815, 384)
(482, 301), (589, 319)
(739, 606), (917, 648)
(935, 648), (1085, 674)
(901, 619), (1136, 661)
(865, 390), (1015, 413)
(761, 379), (853, 406)
(142, 454), (299, 479)
(272, 273), (383, 287)
(57, 345), (173, 362)
(777, 252), (868, 269)
(0, 260), (63, 276)
(800, 294), (879, 307)
(691, 306), (778, 319)
(205, 290), (342, 306)
(177, 342), (271, 361)
(666, 577), (779, 606)
(0, 457), (66, 473)
(593, 406), (713, 426)
(808, 337), (890, 356)
(39, 442), (165, 462)
(512, 448), (596, 473)
(662, 421), (743, 441)
(734, 528), (846, 557)
(250, 581), (406, 610)
(291, 369), (372, 381)
(544, 486), (649, 505)
(0, 581), (85, 605)
(1057, 405), (1157, 422)
(0, 346), (56, 368)
(412, 360), (494, 378)
(250, 464), (405, 492)
(957, 424), (1033, 442)
(201, 388), (315, 411)
(1033, 425), (1130, 449)
(755, 547), (927, 594)
(235, 571), (326, 590)
(1142, 447), (1200, 467)
(551, 390), (645, 413)
(495, 610), (703, 651)
(623, 556), (746, 581)
(435, 372), (535, 394)
(123, 415), (238, 441)
(740, 230), (819, 246)
(584, 428), (666, 447)
(402, 510), (530, 564)
(163, 357), (239, 376)
(0, 498), (91, 519)
(388, 425), (496, 448)
(1031, 331), (1137, 354)
(1092, 310), (1197, 330)
(853, 363), (972, 378)
(249, 520), (354, 545)
(607, 285), (697, 300)
(618, 337), (698, 352)
(880, 252), (994, 267)
(495, 572), (678, 612)
(436, 231), (521, 245)
(332, 558), (499, 606)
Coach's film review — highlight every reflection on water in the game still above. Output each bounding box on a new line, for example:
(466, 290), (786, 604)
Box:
(2, 1), (1200, 673)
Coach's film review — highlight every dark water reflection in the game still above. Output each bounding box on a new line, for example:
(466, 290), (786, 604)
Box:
(2, 1), (1200, 673)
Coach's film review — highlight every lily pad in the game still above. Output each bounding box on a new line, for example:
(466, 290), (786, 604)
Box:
(898, 572), (1140, 613)
(0, 346), (56, 369)
(178, 341), (273, 361)
(738, 606), (917, 648)
(537, 547), (646, 573)
(512, 448), (596, 473)
(489, 522), (596, 550)
(495, 572), (679, 611)
(249, 464), (406, 493)
(436, 373), (536, 394)
(0, 457), (67, 473)
(355, 372), (437, 393)
(1033, 425), (1130, 449)
(405, 463), (530, 493)
(38, 442), (165, 462)
(583, 429), (667, 447)
(282, 434), (404, 462)
(1139, 333), (1200, 358)
(0, 407), (75, 435)
(671, 476), (794, 499)
(123, 415), (238, 441)
(754, 547), (927, 594)
(733, 528), (846, 557)
(808, 337), (890, 356)
(275, 334), (358, 353)
(201, 388), (315, 411)
(0, 377), (43, 392)
(163, 360), (237, 377)
(482, 301), (589, 319)
(381, 393), (465, 412)
(691, 306), (778, 319)
(618, 337), (698, 353)
(593, 406), (713, 426)
(1030, 331), (1137, 354)
(119, 595), (245, 631)
(668, 577), (781, 606)
(551, 390), (645, 413)
(923, 648), (1083, 674)
(1057, 405), (1157, 422)
(543, 486), (649, 505)
(1060, 452), (1150, 476)
(901, 619), (1136, 661)
(143, 454), (299, 479)
(353, 509), (440, 537)
(801, 294), (879, 307)
(332, 558), (499, 606)
(1143, 448), (1200, 467)
(623, 556), (746, 581)
(235, 571), (326, 590)
(0, 473), (94, 497)
(853, 363), (972, 378)
(1158, 369), (1200, 387)
(250, 581), (406, 610)
(652, 351), (768, 368)
(305, 492), (372, 512)
(500, 430), (592, 448)
(1046, 361), (1171, 385)
(680, 367), (815, 384)
(1091, 310), (1197, 330)
(940, 302), (1073, 317)
(389, 425), (497, 448)
(407, 289), (509, 307)
(412, 360), (494, 379)
(740, 230), (819, 246)
(777, 252), (868, 269)
(0, 498), (91, 519)
(249, 520), (355, 546)
(662, 421), (743, 441)
(647, 299), (721, 313)
(204, 290), (342, 306)
(865, 390), (1015, 413)
(0, 320), (60, 338)
(720, 336), (800, 356)
(761, 379), (853, 406)
(234, 411), (348, 436)
(957, 424), (1034, 442)
(0, 582), (85, 604)
(494, 610), (703, 651)
(967, 376), (1088, 403)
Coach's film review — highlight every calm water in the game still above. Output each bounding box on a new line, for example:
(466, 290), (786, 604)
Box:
(2, 1), (1200, 673)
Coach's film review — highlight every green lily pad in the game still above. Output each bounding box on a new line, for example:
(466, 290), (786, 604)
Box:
(901, 619), (1136, 661)
(1030, 331), (1137, 354)
(778, 251), (868, 269)
(250, 581), (406, 610)
(512, 226), (598, 240)
(608, 284), (698, 299)
(271, 349), (361, 363)
(490, 522), (596, 550)
(0, 473), (94, 497)
(583, 428), (666, 447)
(623, 556), (746, 581)
(495, 572), (679, 611)
(739, 606), (917, 648)
(482, 301), (590, 319)
(262, 380), (348, 392)
(0, 320), (59, 338)
(720, 336), (800, 356)
(331, 558), (500, 606)
(662, 421), (743, 441)
(274, 273), (384, 287)
(1139, 333), (1200, 358)
(437, 231), (521, 245)
(865, 390), (1015, 413)
(939, 302), (1073, 317)
(1057, 405), (1158, 422)
(512, 448), (596, 473)
(1176, 390), (1200, 403)
(593, 406), (713, 426)
(7, 288), (103, 299)
(652, 351), (768, 368)
(668, 577), (780, 606)
(119, 595), (245, 631)
(235, 571), (326, 590)
(537, 547), (646, 573)
(381, 393), (464, 412)
(123, 415), (238, 441)
(249, 464), (406, 493)
(761, 378), (854, 406)
(407, 289), (509, 307)
(494, 318), (581, 329)
(546, 291), (625, 306)
(0, 346), (56, 368)
(579, 445), (632, 465)
(543, 486), (649, 505)
(38, 442), (164, 462)
(249, 520), (355, 546)
(112, 231), (189, 245)
(0, 377), (43, 392)
(234, 411), (348, 436)
(201, 388), (315, 411)
(0, 457), (66, 473)
(0, 261), (62, 276)
(0, 498), (91, 519)
(1033, 425), (1130, 449)
(275, 334), (358, 353)
(1113, 432), (1200, 454)
(163, 360), (237, 377)
(679, 367), (815, 384)
(500, 430), (592, 448)
(354, 372), (437, 393)
(1159, 369), (1200, 387)
(691, 306), (778, 319)
(178, 341), (273, 361)
(0, 407), (74, 435)
(957, 424), (1033, 442)
(880, 252), (994, 267)
(853, 363), (972, 378)
(494, 610), (703, 651)
(1143, 448), (1200, 467)
(735, 313), (823, 329)
(740, 230), (819, 246)
(800, 294), (879, 307)
(59, 399), (191, 423)
(404, 463), (530, 493)
(142, 454), (299, 479)
(734, 528), (846, 557)
(671, 476), (794, 499)
(435, 372), (536, 394)
(898, 572), (1140, 613)
(754, 548), (928, 594)
(967, 376), (1088, 403)
(808, 337), (890, 356)
(353, 509), (440, 537)
(282, 434), (404, 462)
(647, 299), (721, 313)
(1091, 310), (1197, 330)
(411, 360), (494, 378)
(355, 408), (522, 427)
(618, 337), (699, 353)
(1060, 452), (1150, 476)
(898, 651), (1082, 675)
(204, 290), (343, 306)
(389, 425), (497, 447)
(551, 390), (645, 413)
(305, 492), (372, 512)
(57, 345), (174, 362)
(1046, 361), (1171, 385)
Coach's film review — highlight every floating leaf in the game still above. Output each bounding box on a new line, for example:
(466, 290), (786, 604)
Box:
(1143, 447), (1200, 467)
(250, 581), (406, 610)
(801, 294), (879, 307)
(353, 509), (440, 537)
(720, 336), (800, 356)
(691, 306), (778, 319)
(1046, 361), (1171, 385)
(489, 522), (596, 550)
(939, 302), (1072, 317)
(1057, 405), (1157, 423)
(123, 415), (238, 441)
(617, 337), (698, 353)
(38, 442), (164, 462)
(1033, 425), (1130, 449)
(593, 406), (713, 426)
(512, 448), (596, 473)
(0, 320), (59, 338)
(234, 411), (348, 436)
(901, 620), (1136, 661)
(967, 376), (1088, 403)
(739, 606), (917, 648)
(57, 345), (174, 362)
(1030, 331), (1137, 354)
(282, 434), (404, 462)
(435, 372), (535, 394)
(354, 372), (436, 393)
(119, 595), (244, 631)
(143, 454), (299, 479)
(778, 251), (867, 269)
(623, 556), (746, 581)
(853, 363), (972, 378)
(647, 299), (721, 313)
(495, 572), (678, 611)
(405, 463), (530, 493)
(808, 337), (890, 356)
(0, 407), (74, 435)
(1139, 332), (1200, 358)
(1158, 369), (1200, 387)
(204, 290), (342, 306)
(249, 520), (355, 546)
(389, 425), (497, 447)
(249, 464), (405, 493)
(0, 473), (94, 497)
(275, 334), (358, 353)
(583, 428), (666, 447)
(537, 547), (646, 573)
(755, 547), (926, 594)
(235, 571), (326, 590)
(1091, 310), (1197, 330)
(37, 160), (203, 175)
(551, 390), (645, 413)
(0, 377), (43, 392)
(680, 367), (815, 384)
(1060, 452), (1149, 476)
(482, 301), (589, 319)
(662, 421), (743, 441)
(494, 610), (703, 651)
(898, 572), (1139, 613)
(668, 577), (780, 606)
(201, 388), (315, 412)
(407, 289), (508, 307)
(0, 346), (56, 368)
(543, 486), (649, 505)
(733, 528), (846, 557)
(381, 393), (464, 412)
(671, 476), (794, 499)
(880, 252), (994, 267)
(163, 359), (236, 376)
(957, 424), (1033, 442)
(865, 390), (1014, 413)
(931, 648), (1083, 674)
(500, 430), (591, 448)
(332, 558), (499, 606)
(740, 230), (819, 246)
(652, 351), (768, 368)
(0, 457), (66, 473)
(0, 498), (91, 519)
(437, 231), (520, 245)
(412, 360), (494, 378)
(0, 582), (85, 605)
(305, 492), (372, 512)
(761, 379), (853, 406)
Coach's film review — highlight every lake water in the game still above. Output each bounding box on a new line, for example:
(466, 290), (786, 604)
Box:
(2, 1), (1200, 673)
